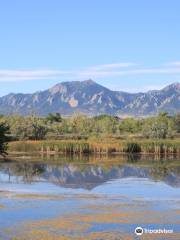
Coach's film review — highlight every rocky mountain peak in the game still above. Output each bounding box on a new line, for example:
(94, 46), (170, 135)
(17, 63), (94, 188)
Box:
(162, 82), (180, 92)
(0, 80), (179, 116)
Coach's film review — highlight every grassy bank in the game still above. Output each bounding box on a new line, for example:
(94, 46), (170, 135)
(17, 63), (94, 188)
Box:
(8, 139), (180, 155)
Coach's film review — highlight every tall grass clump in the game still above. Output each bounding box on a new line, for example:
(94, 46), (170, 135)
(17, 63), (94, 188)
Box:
(41, 141), (90, 154)
(8, 139), (180, 155)
(125, 143), (141, 153)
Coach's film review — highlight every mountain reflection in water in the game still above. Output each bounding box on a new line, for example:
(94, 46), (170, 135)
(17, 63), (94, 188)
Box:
(0, 155), (180, 190)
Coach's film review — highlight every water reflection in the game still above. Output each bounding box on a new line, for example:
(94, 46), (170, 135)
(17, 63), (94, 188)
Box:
(0, 155), (180, 189)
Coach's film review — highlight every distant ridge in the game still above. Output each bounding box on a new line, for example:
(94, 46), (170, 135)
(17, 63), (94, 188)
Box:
(0, 80), (179, 116)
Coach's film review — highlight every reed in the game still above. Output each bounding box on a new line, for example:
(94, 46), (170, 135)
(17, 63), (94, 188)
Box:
(8, 139), (180, 155)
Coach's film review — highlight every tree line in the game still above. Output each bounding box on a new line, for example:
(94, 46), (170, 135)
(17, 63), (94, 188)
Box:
(0, 112), (180, 143)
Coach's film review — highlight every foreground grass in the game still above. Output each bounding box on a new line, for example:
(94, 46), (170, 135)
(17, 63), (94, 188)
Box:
(8, 138), (180, 155)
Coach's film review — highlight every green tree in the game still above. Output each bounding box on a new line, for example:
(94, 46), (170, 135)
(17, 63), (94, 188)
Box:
(119, 118), (142, 134)
(0, 122), (9, 156)
(142, 113), (172, 139)
(9, 116), (48, 140)
(93, 115), (118, 136)
(31, 120), (48, 140)
(173, 114), (180, 133)
(70, 114), (92, 135)
(46, 113), (62, 123)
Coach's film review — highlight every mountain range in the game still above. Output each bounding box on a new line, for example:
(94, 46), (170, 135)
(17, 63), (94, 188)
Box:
(0, 80), (179, 116)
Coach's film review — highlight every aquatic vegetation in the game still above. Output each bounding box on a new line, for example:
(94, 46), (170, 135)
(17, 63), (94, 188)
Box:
(8, 139), (180, 155)
(12, 231), (132, 240)
(8, 199), (180, 240)
(14, 193), (64, 200)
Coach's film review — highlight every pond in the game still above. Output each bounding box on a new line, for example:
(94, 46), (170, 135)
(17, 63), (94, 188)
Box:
(0, 154), (180, 239)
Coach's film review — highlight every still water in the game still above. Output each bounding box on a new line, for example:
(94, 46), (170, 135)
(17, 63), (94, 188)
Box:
(0, 154), (180, 239)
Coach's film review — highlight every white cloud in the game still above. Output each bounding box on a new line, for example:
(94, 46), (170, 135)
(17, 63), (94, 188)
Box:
(0, 69), (71, 82)
(166, 61), (180, 66)
(87, 62), (135, 71)
(0, 62), (180, 82)
(126, 67), (180, 75)
(76, 66), (180, 79)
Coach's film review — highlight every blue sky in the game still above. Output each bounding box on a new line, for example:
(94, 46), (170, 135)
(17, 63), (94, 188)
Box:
(0, 0), (180, 96)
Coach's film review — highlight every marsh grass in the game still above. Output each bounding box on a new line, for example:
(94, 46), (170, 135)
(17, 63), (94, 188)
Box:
(8, 139), (180, 155)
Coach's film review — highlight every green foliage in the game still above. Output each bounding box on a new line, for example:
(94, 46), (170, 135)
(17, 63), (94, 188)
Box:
(0, 122), (9, 156)
(3, 115), (48, 140)
(31, 119), (48, 140)
(142, 113), (174, 139)
(0, 112), (180, 141)
(119, 118), (142, 134)
(70, 114), (91, 134)
(173, 114), (180, 133)
(92, 115), (118, 136)
(46, 112), (62, 123)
